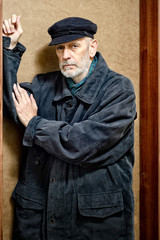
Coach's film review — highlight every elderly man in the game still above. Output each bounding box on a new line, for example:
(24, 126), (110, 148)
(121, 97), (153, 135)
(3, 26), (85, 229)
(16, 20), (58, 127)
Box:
(3, 14), (136, 240)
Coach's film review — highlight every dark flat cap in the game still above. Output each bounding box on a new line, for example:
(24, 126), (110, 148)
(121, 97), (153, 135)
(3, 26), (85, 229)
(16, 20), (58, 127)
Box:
(48, 17), (97, 45)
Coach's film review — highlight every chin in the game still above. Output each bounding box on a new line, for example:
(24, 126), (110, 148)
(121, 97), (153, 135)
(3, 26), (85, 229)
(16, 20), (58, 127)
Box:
(61, 70), (78, 78)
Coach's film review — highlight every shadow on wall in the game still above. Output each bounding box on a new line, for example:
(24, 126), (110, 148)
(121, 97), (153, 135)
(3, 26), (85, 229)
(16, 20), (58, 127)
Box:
(35, 44), (59, 73)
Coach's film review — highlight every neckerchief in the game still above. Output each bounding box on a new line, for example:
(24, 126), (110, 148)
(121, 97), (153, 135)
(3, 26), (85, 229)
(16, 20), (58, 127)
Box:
(67, 56), (97, 96)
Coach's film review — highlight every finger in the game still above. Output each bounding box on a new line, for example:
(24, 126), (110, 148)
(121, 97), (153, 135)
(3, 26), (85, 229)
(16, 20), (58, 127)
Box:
(8, 18), (15, 33)
(30, 94), (36, 104)
(30, 94), (38, 110)
(13, 83), (23, 103)
(12, 92), (19, 108)
(16, 15), (21, 25)
(17, 83), (31, 103)
(12, 92), (23, 118)
(3, 19), (11, 34)
(11, 14), (17, 24)
(12, 92), (17, 103)
(2, 23), (7, 35)
(16, 16), (23, 34)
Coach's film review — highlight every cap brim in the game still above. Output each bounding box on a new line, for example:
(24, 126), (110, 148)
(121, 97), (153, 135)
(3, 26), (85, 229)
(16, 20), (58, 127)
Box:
(49, 34), (87, 46)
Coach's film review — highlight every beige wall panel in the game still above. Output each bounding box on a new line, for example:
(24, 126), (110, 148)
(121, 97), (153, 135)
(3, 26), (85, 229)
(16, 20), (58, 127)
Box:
(3, 1), (139, 239)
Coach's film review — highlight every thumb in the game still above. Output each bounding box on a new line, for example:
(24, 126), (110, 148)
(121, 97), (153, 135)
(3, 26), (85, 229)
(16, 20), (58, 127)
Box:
(16, 16), (23, 33)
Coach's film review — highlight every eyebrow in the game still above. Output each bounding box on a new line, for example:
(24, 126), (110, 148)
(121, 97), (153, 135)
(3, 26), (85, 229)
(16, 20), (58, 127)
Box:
(55, 41), (81, 48)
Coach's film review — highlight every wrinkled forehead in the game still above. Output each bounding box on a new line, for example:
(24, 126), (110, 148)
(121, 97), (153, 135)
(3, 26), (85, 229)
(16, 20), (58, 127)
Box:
(55, 37), (91, 47)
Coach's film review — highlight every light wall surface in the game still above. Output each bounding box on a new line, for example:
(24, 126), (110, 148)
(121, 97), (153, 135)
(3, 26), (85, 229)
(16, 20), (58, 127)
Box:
(3, 1), (140, 239)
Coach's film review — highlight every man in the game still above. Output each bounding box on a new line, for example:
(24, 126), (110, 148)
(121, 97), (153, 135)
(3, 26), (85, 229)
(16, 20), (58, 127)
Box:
(3, 14), (136, 240)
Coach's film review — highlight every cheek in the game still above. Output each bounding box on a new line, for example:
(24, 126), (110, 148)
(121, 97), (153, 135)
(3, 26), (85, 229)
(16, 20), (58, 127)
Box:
(56, 52), (62, 62)
(74, 53), (84, 64)
(57, 56), (62, 65)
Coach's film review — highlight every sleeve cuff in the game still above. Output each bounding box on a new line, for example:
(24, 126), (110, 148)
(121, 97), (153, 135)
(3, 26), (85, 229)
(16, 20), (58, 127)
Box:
(3, 36), (11, 48)
(23, 116), (42, 147)
(3, 36), (26, 57)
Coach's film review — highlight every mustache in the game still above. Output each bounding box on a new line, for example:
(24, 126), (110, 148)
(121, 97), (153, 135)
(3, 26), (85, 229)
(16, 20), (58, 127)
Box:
(60, 61), (77, 68)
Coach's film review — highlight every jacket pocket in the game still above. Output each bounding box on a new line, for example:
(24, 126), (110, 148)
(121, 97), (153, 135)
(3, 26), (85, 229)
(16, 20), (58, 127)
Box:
(12, 181), (46, 240)
(77, 191), (126, 239)
(78, 191), (124, 218)
(12, 180), (46, 209)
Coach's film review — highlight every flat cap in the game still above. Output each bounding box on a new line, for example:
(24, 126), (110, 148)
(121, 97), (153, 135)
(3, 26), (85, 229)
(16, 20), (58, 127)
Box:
(48, 17), (97, 46)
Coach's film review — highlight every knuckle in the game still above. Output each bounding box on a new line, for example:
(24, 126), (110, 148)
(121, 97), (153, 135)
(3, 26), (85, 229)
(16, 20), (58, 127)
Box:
(18, 87), (23, 93)
(17, 108), (22, 114)
(21, 87), (25, 92)
(12, 14), (17, 17)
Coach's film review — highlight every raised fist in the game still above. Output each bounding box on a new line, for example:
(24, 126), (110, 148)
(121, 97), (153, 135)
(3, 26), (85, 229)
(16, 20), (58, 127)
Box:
(3, 14), (23, 49)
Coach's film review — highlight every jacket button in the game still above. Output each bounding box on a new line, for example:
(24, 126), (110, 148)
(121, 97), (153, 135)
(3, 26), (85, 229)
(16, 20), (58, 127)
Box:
(50, 177), (56, 183)
(34, 160), (40, 165)
(50, 218), (55, 224)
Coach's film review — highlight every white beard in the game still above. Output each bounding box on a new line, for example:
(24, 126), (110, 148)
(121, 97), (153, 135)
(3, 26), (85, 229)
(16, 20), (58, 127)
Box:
(59, 51), (91, 79)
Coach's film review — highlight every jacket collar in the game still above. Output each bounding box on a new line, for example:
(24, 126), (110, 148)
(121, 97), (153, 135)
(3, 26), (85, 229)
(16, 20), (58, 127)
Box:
(53, 52), (109, 104)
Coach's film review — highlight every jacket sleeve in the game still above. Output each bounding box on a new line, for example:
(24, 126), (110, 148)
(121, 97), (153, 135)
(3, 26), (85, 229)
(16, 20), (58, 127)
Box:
(3, 37), (42, 125)
(23, 89), (137, 168)
(3, 36), (26, 123)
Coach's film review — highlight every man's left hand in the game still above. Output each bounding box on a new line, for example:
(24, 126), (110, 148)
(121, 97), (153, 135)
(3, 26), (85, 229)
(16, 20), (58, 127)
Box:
(12, 83), (38, 127)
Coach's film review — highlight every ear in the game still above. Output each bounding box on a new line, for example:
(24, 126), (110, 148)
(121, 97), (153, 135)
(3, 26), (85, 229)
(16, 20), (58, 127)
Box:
(89, 39), (98, 58)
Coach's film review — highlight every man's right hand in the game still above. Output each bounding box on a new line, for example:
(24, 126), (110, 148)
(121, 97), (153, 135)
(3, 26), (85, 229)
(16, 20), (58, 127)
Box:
(3, 14), (23, 49)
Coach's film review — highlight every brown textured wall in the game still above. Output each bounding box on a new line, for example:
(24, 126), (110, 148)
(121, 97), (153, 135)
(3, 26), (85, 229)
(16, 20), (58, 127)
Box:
(3, 1), (139, 239)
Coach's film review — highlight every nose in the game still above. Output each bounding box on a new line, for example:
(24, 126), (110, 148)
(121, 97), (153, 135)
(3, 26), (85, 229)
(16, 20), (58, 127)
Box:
(63, 48), (71, 60)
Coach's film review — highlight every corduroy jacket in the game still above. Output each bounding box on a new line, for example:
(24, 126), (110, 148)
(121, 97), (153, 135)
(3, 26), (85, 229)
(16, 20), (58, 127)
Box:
(3, 36), (136, 240)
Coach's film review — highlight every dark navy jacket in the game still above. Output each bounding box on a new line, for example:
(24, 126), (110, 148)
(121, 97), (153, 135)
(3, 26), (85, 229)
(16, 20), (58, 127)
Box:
(3, 37), (136, 240)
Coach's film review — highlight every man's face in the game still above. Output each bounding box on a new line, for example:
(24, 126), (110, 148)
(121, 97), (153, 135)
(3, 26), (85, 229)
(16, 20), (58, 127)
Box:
(55, 37), (92, 83)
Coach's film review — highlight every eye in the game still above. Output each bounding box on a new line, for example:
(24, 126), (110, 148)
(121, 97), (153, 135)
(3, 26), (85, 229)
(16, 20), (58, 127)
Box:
(55, 45), (64, 52)
(71, 43), (80, 49)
